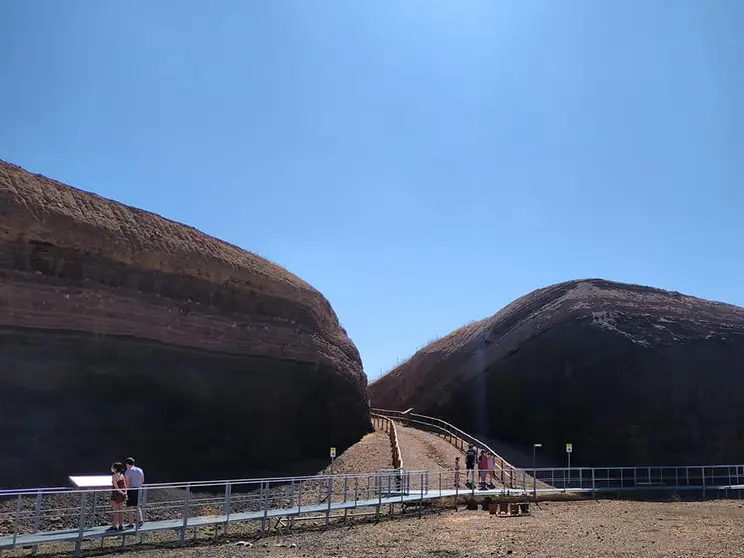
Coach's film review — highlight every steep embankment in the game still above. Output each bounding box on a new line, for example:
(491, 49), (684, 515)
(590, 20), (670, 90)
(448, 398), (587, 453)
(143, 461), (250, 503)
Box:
(369, 279), (744, 467)
(0, 160), (371, 487)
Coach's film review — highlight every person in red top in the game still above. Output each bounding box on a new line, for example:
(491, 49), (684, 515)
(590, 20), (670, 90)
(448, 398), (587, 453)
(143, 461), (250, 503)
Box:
(478, 451), (489, 490)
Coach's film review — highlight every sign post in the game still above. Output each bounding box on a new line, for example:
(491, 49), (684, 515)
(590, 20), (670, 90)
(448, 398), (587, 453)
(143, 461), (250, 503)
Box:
(565, 443), (573, 486)
(330, 447), (336, 475)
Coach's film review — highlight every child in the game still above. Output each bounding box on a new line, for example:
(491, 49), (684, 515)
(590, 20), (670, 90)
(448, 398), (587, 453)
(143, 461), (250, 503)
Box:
(454, 456), (461, 488)
(478, 450), (489, 490)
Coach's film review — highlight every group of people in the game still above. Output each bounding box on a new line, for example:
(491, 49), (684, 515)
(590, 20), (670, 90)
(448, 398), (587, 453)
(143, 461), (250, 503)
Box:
(109, 457), (145, 531)
(454, 445), (500, 490)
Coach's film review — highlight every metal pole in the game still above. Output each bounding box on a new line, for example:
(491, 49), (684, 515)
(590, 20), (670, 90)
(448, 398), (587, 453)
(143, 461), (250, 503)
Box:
(262, 481), (269, 536)
(702, 467), (706, 499)
(12, 494), (22, 549)
(592, 468), (596, 499)
(32, 491), (42, 554)
(354, 477), (359, 508)
(419, 472), (424, 518)
(325, 477), (332, 527)
(376, 476), (382, 522)
(223, 483), (232, 534)
(343, 477), (349, 522)
(75, 492), (88, 557)
(180, 485), (190, 546)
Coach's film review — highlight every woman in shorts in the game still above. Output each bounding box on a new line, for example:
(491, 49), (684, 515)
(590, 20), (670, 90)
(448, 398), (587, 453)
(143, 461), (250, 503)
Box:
(109, 462), (128, 531)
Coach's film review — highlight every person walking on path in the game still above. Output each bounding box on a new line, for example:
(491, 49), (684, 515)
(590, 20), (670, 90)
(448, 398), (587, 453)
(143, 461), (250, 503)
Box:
(465, 445), (477, 487)
(124, 457), (145, 528)
(487, 453), (496, 488)
(109, 462), (128, 531)
(478, 450), (489, 490)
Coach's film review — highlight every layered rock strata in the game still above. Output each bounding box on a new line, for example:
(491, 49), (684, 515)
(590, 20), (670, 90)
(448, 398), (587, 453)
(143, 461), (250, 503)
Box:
(0, 161), (371, 487)
(369, 279), (744, 466)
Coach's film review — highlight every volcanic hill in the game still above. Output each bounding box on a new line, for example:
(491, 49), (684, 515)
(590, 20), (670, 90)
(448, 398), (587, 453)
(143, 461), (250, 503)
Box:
(368, 279), (744, 467)
(0, 160), (371, 487)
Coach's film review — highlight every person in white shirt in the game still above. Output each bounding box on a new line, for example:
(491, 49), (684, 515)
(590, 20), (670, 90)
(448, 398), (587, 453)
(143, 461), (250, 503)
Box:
(124, 457), (145, 528)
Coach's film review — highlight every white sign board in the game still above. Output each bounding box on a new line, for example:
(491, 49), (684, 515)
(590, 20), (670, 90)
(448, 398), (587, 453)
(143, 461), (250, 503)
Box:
(70, 475), (111, 488)
(566, 443), (573, 453)
(330, 447), (337, 458)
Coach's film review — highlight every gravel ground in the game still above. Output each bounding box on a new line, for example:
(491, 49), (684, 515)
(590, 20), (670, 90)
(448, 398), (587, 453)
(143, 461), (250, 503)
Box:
(317, 431), (393, 475)
(96, 499), (744, 558)
(396, 425), (464, 472)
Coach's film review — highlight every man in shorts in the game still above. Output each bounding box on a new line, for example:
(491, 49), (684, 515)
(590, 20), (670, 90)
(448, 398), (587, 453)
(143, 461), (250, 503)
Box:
(465, 445), (477, 487)
(124, 457), (145, 528)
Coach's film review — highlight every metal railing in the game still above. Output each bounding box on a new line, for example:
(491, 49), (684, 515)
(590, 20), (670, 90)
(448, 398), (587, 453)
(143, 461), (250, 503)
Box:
(2, 465), (744, 555)
(0, 469), (431, 556)
(372, 408), (518, 487)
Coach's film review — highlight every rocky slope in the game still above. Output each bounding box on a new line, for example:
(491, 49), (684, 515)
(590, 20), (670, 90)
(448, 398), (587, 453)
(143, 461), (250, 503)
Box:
(0, 160), (371, 488)
(369, 279), (744, 467)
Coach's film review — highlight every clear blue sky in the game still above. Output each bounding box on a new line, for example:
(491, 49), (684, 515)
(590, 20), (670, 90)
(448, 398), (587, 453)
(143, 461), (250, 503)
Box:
(1, 1), (742, 380)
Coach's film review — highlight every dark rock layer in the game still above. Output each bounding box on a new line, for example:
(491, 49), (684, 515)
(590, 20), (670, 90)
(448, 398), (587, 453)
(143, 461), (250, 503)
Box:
(369, 279), (744, 467)
(0, 161), (371, 488)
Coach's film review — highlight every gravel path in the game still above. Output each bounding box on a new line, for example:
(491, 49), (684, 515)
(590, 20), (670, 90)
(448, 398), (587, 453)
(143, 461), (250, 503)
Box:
(396, 425), (464, 472)
(317, 430), (393, 475)
(97, 499), (744, 558)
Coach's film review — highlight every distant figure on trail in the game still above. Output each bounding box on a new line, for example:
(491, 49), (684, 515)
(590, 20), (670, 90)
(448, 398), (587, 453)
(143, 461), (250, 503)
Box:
(109, 462), (128, 531)
(124, 457), (145, 528)
(465, 445), (477, 486)
(454, 456), (461, 488)
(487, 453), (496, 487)
(478, 450), (489, 490)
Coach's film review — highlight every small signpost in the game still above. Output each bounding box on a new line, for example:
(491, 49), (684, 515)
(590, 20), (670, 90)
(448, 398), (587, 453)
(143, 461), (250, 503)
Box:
(330, 447), (336, 474)
(566, 443), (573, 486)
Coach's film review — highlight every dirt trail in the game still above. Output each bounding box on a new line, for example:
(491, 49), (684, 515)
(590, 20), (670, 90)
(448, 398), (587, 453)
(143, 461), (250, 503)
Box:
(318, 429), (393, 475)
(395, 424), (463, 472)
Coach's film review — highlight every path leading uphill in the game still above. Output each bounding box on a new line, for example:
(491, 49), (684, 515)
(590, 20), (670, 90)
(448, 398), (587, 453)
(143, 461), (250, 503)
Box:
(318, 429), (393, 475)
(395, 424), (464, 472)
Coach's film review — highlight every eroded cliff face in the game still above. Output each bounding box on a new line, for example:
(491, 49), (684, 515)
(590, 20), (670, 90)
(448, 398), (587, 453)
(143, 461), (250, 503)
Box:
(0, 161), (371, 487)
(369, 279), (744, 467)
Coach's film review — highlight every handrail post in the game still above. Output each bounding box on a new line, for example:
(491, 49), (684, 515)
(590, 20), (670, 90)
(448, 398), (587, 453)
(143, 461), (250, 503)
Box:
(261, 481), (269, 536)
(343, 477), (349, 522)
(325, 477), (333, 527)
(297, 480), (303, 517)
(592, 468), (596, 499)
(376, 474), (382, 522)
(354, 477), (359, 508)
(74, 491), (87, 557)
(223, 483), (232, 533)
(31, 490), (42, 555)
(180, 484), (190, 546)
(702, 467), (706, 499)
(419, 472), (424, 518)
(12, 494), (22, 550)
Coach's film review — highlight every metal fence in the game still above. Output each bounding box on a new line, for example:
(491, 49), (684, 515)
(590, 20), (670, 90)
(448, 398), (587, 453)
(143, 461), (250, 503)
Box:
(3, 465), (744, 556)
(0, 469), (431, 556)
(372, 408), (519, 487)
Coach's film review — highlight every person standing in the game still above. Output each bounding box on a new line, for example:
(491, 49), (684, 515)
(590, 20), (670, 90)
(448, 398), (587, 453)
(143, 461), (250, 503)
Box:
(465, 445), (477, 487)
(478, 450), (489, 490)
(487, 453), (495, 487)
(109, 462), (128, 531)
(124, 457), (145, 528)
